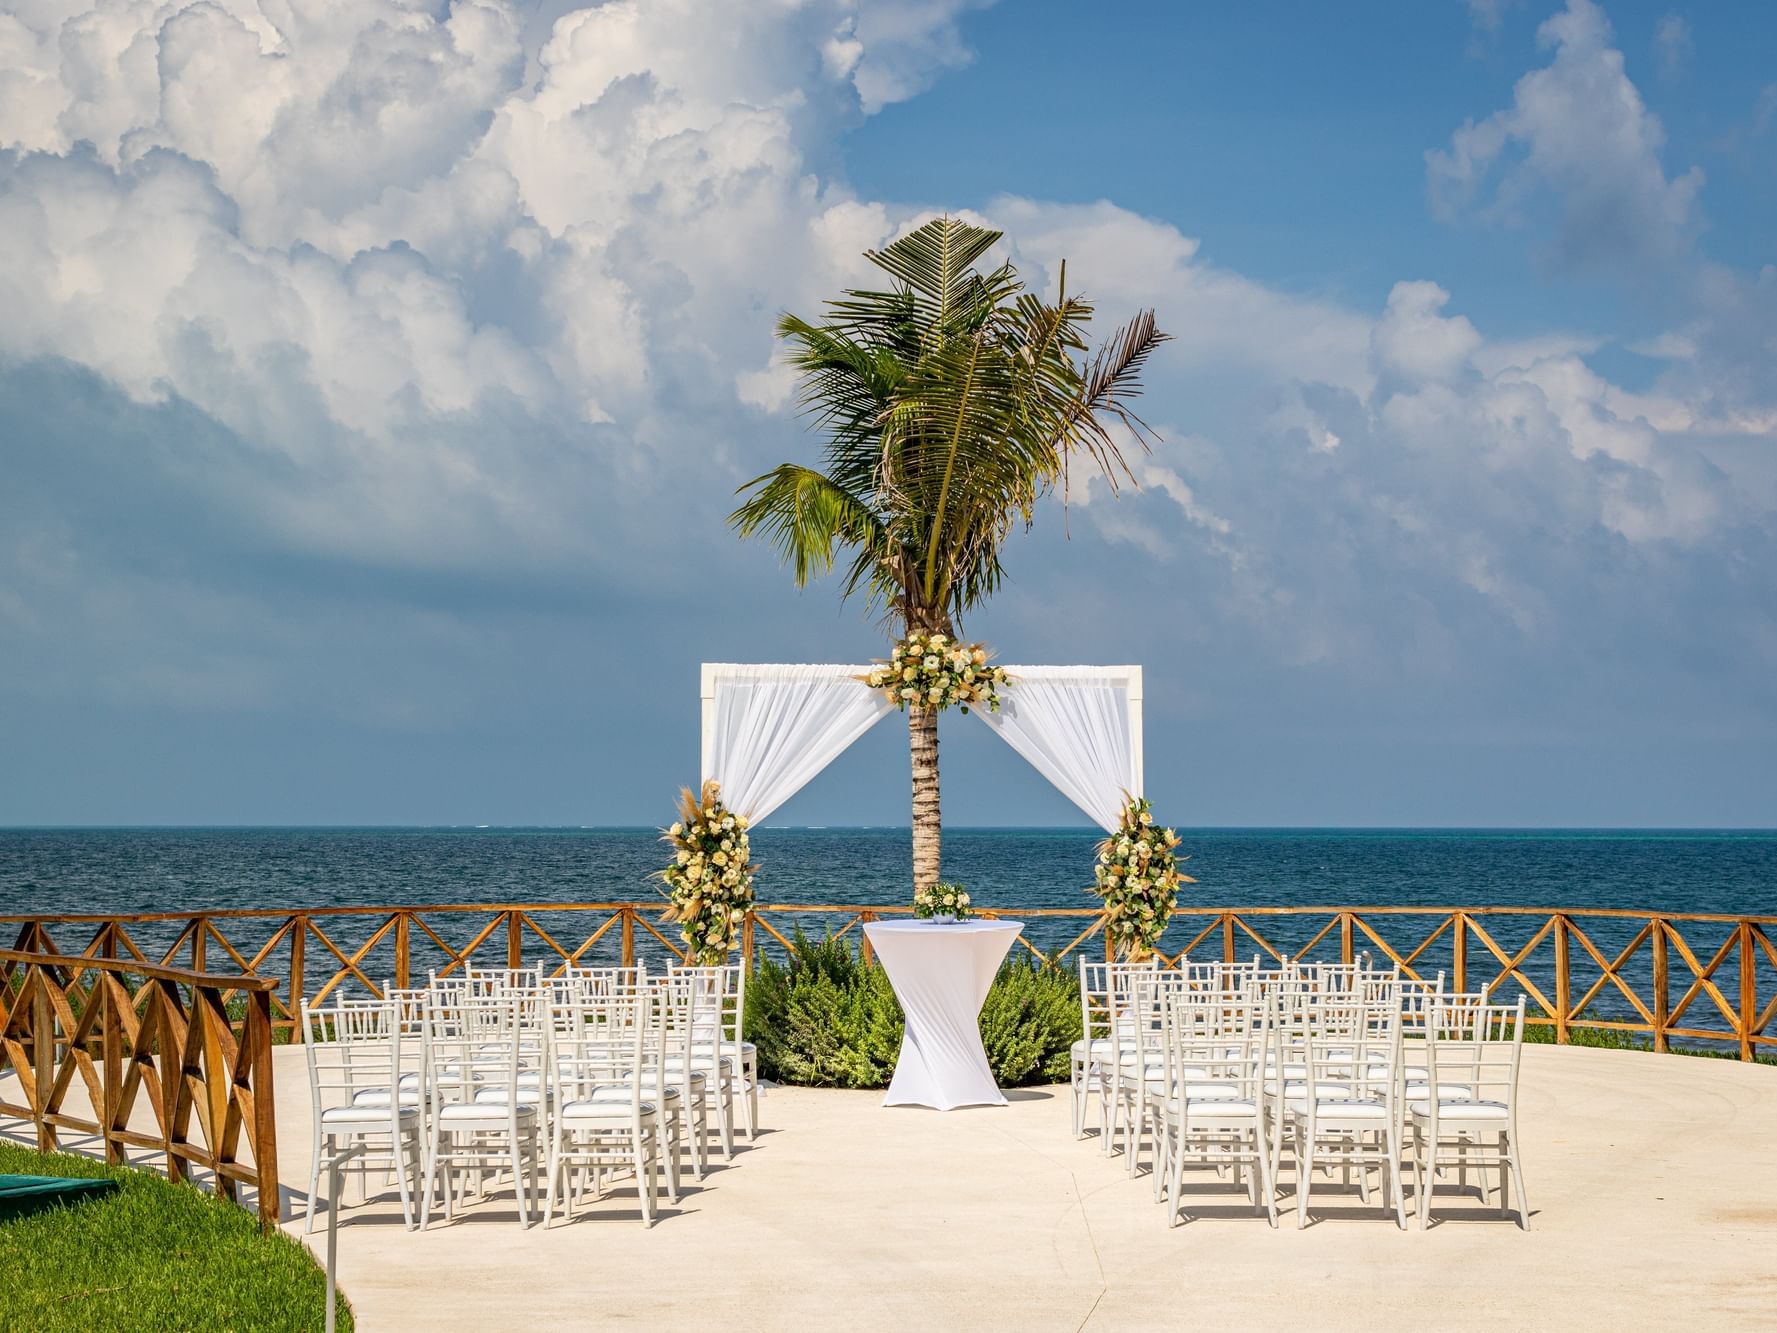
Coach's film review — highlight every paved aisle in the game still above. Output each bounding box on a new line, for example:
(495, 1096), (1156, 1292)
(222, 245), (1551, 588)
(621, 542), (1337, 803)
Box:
(274, 1044), (1777, 1331)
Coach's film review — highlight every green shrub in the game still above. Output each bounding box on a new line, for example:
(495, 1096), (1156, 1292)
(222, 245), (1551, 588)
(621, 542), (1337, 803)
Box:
(745, 932), (1081, 1088)
(0, 1141), (346, 1332)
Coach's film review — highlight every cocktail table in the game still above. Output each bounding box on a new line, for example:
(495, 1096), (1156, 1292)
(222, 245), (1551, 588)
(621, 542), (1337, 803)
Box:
(862, 919), (1024, 1110)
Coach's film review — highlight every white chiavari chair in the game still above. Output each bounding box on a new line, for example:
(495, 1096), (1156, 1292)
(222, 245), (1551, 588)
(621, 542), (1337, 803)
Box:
(1150, 982), (1278, 1227)
(1102, 959), (1160, 1157)
(1073, 961), (1117, 1140)
(419, 993), (543, 1228)
(301, 996), (424, 1233)
(1410, 996), (1529, 1229)
(667, 964), (743, 1158)
(1279, 994), (1407, 1229)
(543, 983), (665, 1226)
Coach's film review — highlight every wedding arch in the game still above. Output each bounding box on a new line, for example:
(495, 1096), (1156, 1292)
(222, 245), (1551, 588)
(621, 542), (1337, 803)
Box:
(697, 663), (1145, 832)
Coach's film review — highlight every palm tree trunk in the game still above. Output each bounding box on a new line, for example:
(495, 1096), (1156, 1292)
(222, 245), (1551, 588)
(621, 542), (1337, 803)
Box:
(909, 703), (941, 893)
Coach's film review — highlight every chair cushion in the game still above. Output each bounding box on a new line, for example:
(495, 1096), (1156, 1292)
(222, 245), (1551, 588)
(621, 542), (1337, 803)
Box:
(560, 1098), (655, 1120)
(1410, 1098), (1509, 1121)
(321, 1104), (420, 1125)
(351, 1088), (421, 1108)
(438, 1100), (537, 1121)
(474, 1086), (550, 1106)
(1291, 1096), (1390, 1120)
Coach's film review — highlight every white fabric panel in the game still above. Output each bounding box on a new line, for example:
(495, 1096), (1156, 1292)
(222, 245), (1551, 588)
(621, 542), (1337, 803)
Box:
(973, 666), (1139, 831)
(701, 664), (894, 823)
(863, 920), (1024, 1109)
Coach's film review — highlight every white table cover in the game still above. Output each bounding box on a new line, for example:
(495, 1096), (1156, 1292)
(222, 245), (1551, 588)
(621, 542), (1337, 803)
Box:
(863, 919), (1024, 1110)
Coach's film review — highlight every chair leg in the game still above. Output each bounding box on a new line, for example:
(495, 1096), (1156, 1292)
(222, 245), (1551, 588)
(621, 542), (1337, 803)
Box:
(306, 1130), (325, 1235)
(510, 1134), (530, 1229)
(1294, 1122), (1313, 1230)
(1387, 1125), (1407, 1229)
(395, 1132), (417, 1231)
(1507, 1127), (1531, 1229)
(1257, 1122), (1278, 1227)
(1415, 1125), (1433, 1231)
(635, 1136), (655, 1228)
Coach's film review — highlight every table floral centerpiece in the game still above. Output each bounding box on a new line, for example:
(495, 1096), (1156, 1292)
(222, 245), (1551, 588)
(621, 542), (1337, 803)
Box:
(913, 881), (972, 923)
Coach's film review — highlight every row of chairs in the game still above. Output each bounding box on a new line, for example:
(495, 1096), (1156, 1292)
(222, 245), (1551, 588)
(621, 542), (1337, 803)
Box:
(301, 963), (758, 1230)
(1071, 959), (1530, 1229)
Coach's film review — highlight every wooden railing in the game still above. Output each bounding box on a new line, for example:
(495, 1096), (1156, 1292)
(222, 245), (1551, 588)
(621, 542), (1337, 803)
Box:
(3, 903), (1773, 1061)
(0, 932), (280, 1228)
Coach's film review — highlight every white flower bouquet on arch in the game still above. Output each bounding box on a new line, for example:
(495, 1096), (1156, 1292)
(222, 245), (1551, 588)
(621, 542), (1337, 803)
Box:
(656, 780), (756, 964)
(863, 631), (1009, 714)
(1093, 795), (1194, 960)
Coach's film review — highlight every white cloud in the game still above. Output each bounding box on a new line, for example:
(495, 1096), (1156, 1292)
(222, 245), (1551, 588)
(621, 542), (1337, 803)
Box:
(1428, 0), (1703, 271)
(1653, 13), (1691, 80)
(0, 0), (1771, 752)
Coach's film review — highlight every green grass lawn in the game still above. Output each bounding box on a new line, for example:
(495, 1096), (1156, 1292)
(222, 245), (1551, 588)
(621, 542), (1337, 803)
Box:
(0, 1141), (347, 1333)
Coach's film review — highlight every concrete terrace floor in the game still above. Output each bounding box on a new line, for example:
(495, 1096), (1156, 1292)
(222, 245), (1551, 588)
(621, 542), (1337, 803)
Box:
(259, 1044), (1777, 1332)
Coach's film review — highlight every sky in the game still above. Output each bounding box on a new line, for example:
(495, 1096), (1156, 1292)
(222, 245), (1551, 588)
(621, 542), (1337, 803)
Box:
(1, 0), (1774, 829)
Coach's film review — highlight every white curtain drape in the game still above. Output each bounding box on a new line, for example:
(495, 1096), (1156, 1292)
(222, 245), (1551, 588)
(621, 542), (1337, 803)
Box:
(973, 666), (1141, 831)
(700, 664), (894, 822)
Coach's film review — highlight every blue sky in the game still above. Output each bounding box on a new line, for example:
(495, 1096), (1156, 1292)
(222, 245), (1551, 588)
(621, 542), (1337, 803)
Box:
(0, 0), (1773, 827)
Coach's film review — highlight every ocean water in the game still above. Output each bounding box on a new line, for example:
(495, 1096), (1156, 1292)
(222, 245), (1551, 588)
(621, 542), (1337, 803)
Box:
(2, 825), (1772, 921)
(4, 828), (1770, 1034)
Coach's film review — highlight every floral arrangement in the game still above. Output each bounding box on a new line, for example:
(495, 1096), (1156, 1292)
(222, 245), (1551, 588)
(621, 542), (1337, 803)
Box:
(1092, 795), (1194, 960)
(863, 630), (1009, 714)
(657, 780), (756, 965)
(913, 881), (972, 921)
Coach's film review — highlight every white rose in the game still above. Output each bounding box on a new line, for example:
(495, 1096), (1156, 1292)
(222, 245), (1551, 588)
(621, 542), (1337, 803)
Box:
(712, 850), (728, 866)
(669, 821), (683, 836)
(676, 850), (690, 865)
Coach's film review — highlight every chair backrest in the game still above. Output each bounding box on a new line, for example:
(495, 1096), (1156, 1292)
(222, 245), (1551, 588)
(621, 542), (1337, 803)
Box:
(1162, 985), (1271, 1105)
(460, 965), (544, 999)
(670, 963), (744, 1056)
(1079, 960), (1113, 1046)
(1297, 995), (1401, 1108)
(424, 993), (531, 1110)
(302, 997), (406, 1117)
(1423, 996), (1525, 1110)
(554, 985), (650, 1113)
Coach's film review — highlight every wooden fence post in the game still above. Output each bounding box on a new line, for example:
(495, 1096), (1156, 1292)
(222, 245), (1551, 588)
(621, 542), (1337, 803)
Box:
(1554, 915), (1571, 1045)
(192, 918), (207, 973)
(1741, 922), (1757, 1063)
(394, 912), (411, 990)
(250, 988), (280, 1230)
(1222, 913), (1235, 965)
(1452, 913), (1467, 995)
(860, 911), (876, 968)
(102, 975), (123, 1164)
(32, 965), (55, 1152)
(621, 908), (635, 969)
(506, 911), (523, 969)
(290, 918), (307, 1043)
(740, 913), (755, 975)
(1339, 912), (1354, 966)
(1651, 920), (1669, 1053)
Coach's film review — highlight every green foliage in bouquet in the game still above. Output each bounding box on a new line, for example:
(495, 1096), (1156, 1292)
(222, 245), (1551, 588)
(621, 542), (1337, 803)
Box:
(745, 933), (1081, 1088)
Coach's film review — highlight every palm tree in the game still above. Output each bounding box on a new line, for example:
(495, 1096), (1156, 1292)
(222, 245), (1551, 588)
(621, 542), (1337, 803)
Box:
(731, 216), (1166, 891)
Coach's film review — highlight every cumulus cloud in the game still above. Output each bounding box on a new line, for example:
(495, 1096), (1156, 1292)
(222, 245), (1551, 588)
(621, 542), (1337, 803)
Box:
(1428, 0), (1703, 272)
(0, 0), (1772, 822)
